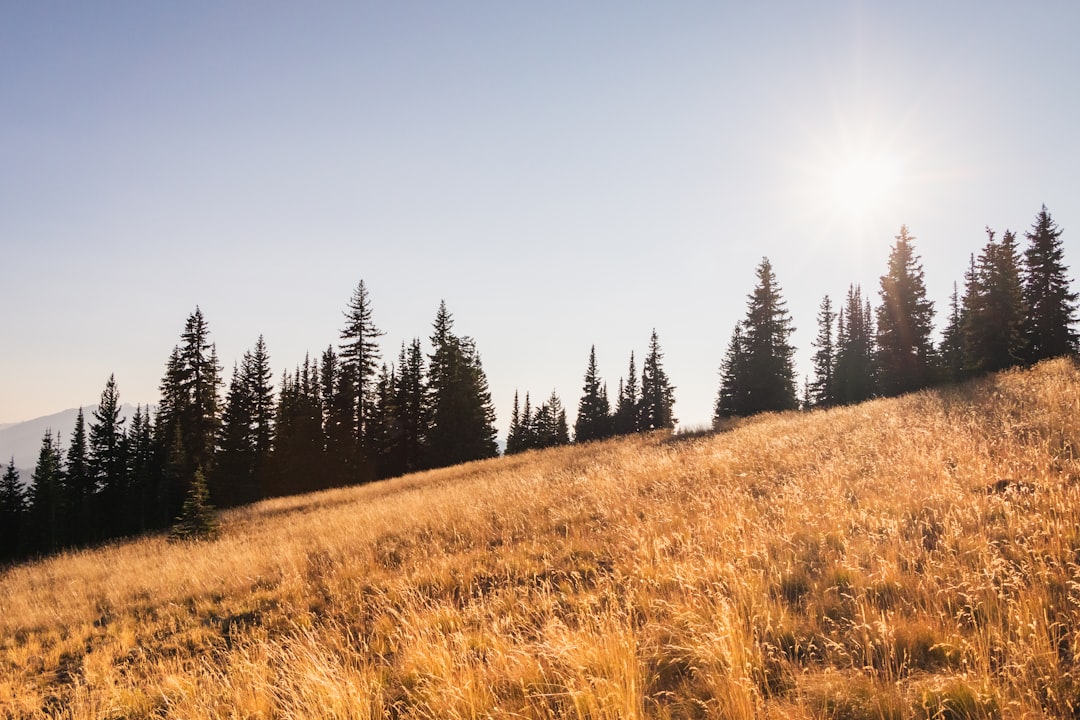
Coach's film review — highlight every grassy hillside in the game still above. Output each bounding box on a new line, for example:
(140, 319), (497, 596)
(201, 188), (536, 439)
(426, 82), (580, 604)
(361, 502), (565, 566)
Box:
(4, 359), (1080, 719)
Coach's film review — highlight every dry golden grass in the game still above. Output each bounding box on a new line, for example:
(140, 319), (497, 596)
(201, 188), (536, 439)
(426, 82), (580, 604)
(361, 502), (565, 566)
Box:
(5, 358), (1080, 718)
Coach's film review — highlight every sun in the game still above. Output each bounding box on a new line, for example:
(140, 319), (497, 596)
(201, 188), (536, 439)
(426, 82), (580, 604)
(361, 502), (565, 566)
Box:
(827, 151), (901, 219)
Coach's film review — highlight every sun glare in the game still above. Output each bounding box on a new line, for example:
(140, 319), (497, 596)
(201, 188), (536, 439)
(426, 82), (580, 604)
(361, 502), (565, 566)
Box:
(828, 152), (901, 218)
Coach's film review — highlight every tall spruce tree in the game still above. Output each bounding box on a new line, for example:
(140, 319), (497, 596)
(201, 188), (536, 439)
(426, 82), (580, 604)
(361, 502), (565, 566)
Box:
(213, 337), (275, 507)
(715, 324), (748, 421)
(809, 296), (837, 407)
(876, 226), (935, 396)
(63, 408), (93, 545)
(156, 308), (221, 523)
(963, 228), (1026, 374)
(1022, 205), (1078, 362)
(214, 362), (255, 507)
(339, 280), (384, 483)
(727, 257), (798, 416)
(126, 405), (156, 533)
(0, 458), (24, 561)
(574, 345), (612, 442)
(90, 375), (127, 537)
(939, 282), (966, 384)
(612, 353), (639, 435)
(272, 357), (324, 495)
(425, 302), (498, 467)
(639, 330), (676, 431)
(833, 285), (876, 404)
(506, 390), (525, 454)
(29, 430), (64, 554)
(393, 339), (428, 474)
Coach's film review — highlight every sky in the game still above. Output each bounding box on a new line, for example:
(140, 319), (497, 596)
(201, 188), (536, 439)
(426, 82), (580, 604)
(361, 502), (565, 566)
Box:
(3, 2), (1080, 438)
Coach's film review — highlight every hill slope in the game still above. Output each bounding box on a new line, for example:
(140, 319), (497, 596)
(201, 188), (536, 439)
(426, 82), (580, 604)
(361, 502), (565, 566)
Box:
(4, 360), (1080, 718)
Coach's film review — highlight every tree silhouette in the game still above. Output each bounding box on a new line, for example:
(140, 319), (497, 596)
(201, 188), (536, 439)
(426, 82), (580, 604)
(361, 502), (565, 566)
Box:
(574, 346), (612, 442)
(722, 258), (797, 417)
(1022, 205), (1077, 362)
(963, 228), (1025, 374)
(876, 227), (935, 396)
(639, 330), (676, 431)
(809, 296), (836, 408)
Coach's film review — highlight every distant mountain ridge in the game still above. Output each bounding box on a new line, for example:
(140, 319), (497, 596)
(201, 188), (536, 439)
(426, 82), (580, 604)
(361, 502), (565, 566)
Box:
(0, 404), (154, 479)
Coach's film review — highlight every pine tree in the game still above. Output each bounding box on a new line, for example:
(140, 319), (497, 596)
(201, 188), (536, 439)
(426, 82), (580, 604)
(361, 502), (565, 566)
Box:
(126, 405), (156, 533)
(639, 330), (676, 431)
(715, 324), (748, 421)
(725, 258), (797, 416)
(963, 228), (1026, 374)
(156, 309), (221, 523)
(272, 357), (325, 495)
(613, 353), (639, 435)
(63, 408), (93, 545)
(246, 335), (275, 487)
(28, 430), (64, 554)
(809, 296), (836, 407)
(939, 283), (966, 384)
(214, 362), (255, 507)
(1022, 205), (1078, 362)
(213, 337), (275, 507)
(876, 226), (935, 396)
(574, 346), (612, 442)
(833, 285), (876, 404)
(371, 363), (404, 479)
(393, 339), (428, 474)
(90, 375), (127, 537)
(171, 467), (218, 540)
(425, 302), (498, 467)
(339, 280), (384, 483)
(506, 390), (525, 454)
(0, 458), (25, 561)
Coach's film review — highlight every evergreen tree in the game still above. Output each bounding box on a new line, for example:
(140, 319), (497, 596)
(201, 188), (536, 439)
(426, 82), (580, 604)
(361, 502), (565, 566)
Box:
(574, 345), (612, 442)
(1022, 205), (1078, 362)
(612, 352), (639, 435)
(425, 302), (498, 467)
(272, 358), (325, 495)
(320, 345), (353, 487)
(156, 308), (221, 523)
(938, 282), (966, 384)
(715, 324), (748, 421)
(213, 337), (275, 507)
(171, 467), (218, 540)
(90, 375), (127, 537)
(28, 430), (64, 554)
(724, 257), (797, 416)
(393, 339), (428, 474)
(833, 285), (876, 404)
(963, 228), (1026, 374)
(506, 390), (525, 454)
(339, 280), (384, 484)
(876, 226), (935, 396)
(63, 408), (94, 545)
(809, 296), (837, 407)
(246, 335), (275, 486)
(639, 330), (676, 431)
(126, 405), (156, 533)
(214, 362), (255, 507)
(531, 391), (570, 449)
(0, 458), (25, 561)
(371, 363), (404, 479)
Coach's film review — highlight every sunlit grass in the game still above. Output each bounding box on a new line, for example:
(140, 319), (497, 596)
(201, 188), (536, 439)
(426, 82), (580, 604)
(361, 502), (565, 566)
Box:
(4, 359), (1080, 717)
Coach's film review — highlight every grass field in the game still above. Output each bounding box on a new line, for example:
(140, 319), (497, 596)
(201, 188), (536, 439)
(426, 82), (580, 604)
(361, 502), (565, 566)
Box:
(4, 359), (1080, 718)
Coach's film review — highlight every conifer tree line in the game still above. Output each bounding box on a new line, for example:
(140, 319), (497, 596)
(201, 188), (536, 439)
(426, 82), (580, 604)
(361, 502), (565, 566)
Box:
(717, 206), (1077, 420)
(1, 289), (500, 561)
(1, 205), (1076, 562)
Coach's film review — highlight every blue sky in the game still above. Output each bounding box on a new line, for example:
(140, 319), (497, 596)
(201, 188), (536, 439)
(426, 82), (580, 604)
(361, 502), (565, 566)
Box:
(3, 2), (1079, 435)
